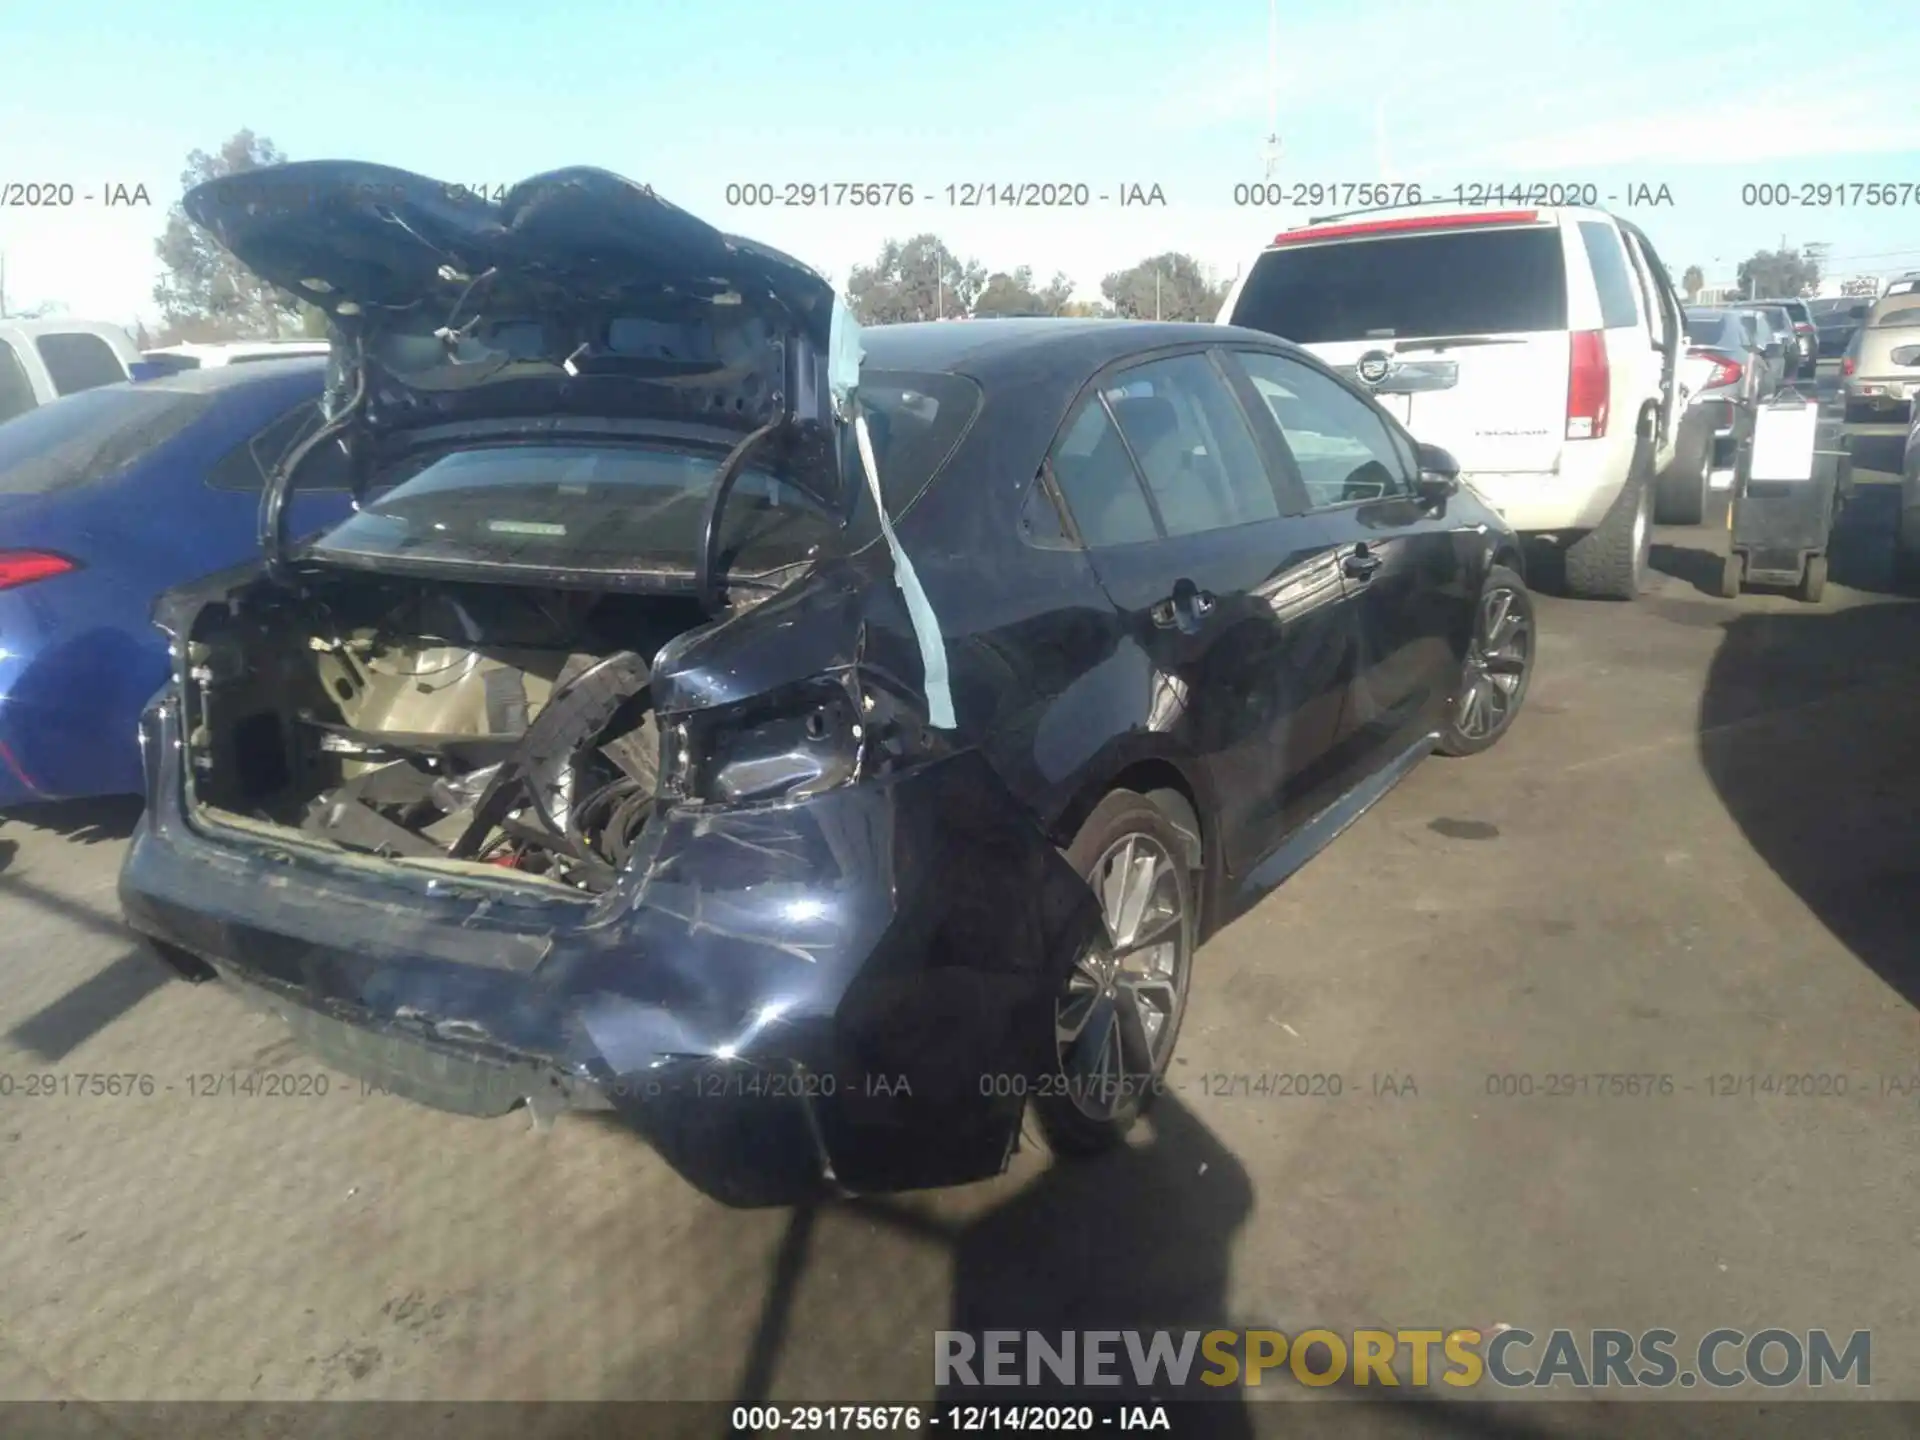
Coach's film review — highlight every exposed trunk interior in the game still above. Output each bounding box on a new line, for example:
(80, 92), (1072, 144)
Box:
(180, 573), (714, 895)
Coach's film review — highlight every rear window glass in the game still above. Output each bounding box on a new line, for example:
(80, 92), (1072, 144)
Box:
(1683, 313), (1733, 345)
(207, 399), (352, 492)
(0, 385), (211, 495)
(1232, 225), (1568, 342)
(1872, 306), (1920, 328)
(34, 332), (129, 396)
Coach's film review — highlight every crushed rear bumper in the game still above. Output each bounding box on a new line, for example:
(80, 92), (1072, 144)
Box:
(120, 694), (1097, 1205)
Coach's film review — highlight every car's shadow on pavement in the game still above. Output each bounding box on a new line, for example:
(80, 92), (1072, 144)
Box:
(1699, 596), (1920, 1009)
(0, 794), (144, 844)
(719, 1094), (1262, 1435)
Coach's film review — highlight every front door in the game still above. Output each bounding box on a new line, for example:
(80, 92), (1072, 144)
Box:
(1044, 348), (1354, 876)
(1223, 347), (1476, 770)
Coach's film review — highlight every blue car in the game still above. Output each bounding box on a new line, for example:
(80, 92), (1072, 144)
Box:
(0, 358), (351, 803)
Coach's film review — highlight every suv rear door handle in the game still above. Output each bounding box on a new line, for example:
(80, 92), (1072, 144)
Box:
(1342, 545), (1383, 580)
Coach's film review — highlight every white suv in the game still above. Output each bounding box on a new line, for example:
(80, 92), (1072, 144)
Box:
(0, 318), (141, 425)
(1219, 204), (1684, 599)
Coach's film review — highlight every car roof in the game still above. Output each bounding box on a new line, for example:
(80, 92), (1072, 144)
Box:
(859, 318), (1292, 382)
(132, 354), (327, 394)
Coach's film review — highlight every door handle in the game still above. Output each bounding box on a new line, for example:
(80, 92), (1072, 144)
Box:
(1342, 546), (1383, 580)
(1151, 580), (1218, 629)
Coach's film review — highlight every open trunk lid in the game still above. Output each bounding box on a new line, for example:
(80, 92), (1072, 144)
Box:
(184, 161), (845, 499)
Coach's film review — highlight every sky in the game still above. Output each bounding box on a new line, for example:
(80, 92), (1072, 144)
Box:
(2, 0), (1917, 327)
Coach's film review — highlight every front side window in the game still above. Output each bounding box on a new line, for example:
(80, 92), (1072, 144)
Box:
(1232, 350), (1412, 508)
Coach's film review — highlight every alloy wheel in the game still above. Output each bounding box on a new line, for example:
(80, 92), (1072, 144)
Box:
(1455, 584), (1532, 742)
(1055, 832), (1189, 1123)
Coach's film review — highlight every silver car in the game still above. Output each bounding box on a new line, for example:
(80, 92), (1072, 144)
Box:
(1661, 307), (1770, 522)
(1731, 305), (1795, 394)
(1842, 280), (1920, 423)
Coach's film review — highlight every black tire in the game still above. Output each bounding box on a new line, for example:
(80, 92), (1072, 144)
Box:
(1033, 790), (1196, 1157)
(1655, 424), (1710, 525)
(1717, 551), (1743, 599)
(1797, 553), (1828, 603)
(1894, 512), (1920, 593)
(1564, 438), (1654, 600)
(1437, 564), (1534, 757)
(144, 938), (218, 983)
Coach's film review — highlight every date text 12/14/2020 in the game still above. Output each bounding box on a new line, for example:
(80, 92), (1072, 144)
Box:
(721, 182), (1168, 208)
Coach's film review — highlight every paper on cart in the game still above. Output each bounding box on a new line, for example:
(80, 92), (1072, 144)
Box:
(1749, 400), (1820, 482)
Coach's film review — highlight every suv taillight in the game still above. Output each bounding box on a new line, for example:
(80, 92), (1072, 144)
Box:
(1687, 347), (1743, 390)
(0, 551), (78, 591)
(1566, 330), (1610, 440)
(1841, 354), (1856, 377)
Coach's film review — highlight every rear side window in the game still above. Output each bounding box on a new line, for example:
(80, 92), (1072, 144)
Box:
(34, 332), (128, 396)
(0, 385), (211, 496)
(845, 370), (983, 519)
(1579, 222), (1642, 329)
(207, 398), (352, 492)
(1233, 225), (1568, 342)
(1048, 397), (1160, 548)
(0, 340), (37, 424)
(1873, 306), (1920, 329)
(1100, 353), (1278, 537)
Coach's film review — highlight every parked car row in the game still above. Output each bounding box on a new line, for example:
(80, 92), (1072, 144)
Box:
(1841, 278), (1920, 424)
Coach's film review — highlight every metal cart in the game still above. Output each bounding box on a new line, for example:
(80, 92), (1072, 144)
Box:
(1719, 390), (1853, 603)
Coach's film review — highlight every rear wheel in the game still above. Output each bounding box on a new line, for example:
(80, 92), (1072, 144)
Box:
(1717, 551), (1744, 599)
(1797, 553), (1828, 603)
(1655, 424), (1711, 525)
(1437, 565), (1534, 757)
(1033, 791), (1195, 1156)
(1565, 440), (1654, 600)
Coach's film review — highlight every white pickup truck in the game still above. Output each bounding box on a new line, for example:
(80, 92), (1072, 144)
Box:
(0, 318), (141, 424)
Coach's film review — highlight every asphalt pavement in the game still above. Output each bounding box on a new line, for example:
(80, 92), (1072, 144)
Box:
(1, 381), (1917, 1424)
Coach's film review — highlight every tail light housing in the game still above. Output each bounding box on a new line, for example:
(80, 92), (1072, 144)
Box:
(1841, 354), (1856, 377)
(0, 551), (78, 591)
(1687, 347), (1743, 391)
(1566, 330), (1610, 440)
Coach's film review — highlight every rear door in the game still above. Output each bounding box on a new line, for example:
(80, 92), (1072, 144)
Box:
(1225, 346), (1474, 768)
(1225, 216), (1571, 476)
(1618, 223), (1684, 461)
(1044, 348), (1354, 874)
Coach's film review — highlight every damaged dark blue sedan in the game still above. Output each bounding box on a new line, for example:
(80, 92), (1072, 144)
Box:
(119, 161), (1535, 1205)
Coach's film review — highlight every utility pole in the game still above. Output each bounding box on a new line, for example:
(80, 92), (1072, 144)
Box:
(1262, 0), (1281, 179)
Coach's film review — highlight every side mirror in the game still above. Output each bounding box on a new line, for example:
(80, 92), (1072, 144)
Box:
(1415, 441), (1461, 504)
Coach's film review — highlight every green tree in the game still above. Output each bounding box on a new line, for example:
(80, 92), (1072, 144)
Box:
(1100, 253), (1226, 322)
(972, 266), (1077, 317)
(1058, 299), (1112, 318)
(1681, 264), (1705, 301)
(1736, 248), (1820, 301)
(153, 130), (303, 340)
(846, 235), (988, 324)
